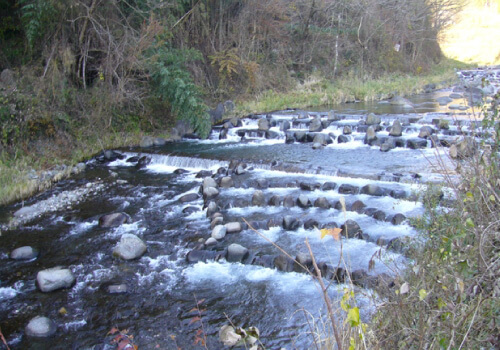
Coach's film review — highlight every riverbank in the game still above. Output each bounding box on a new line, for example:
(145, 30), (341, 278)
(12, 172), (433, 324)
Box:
(0, 59), (469, 207)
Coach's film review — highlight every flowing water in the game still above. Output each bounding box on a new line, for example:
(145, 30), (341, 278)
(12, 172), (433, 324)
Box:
(0, 78), (494, 349)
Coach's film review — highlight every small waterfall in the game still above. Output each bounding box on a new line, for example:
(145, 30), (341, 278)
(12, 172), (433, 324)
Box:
(150, 154), (229, 169)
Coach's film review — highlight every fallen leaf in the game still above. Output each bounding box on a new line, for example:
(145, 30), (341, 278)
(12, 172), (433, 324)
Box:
(320, 227), (342, 240)
(400, 282), (410, 295)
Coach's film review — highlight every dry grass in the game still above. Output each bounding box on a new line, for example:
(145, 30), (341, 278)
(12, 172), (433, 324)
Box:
(440, 3), (500, 65)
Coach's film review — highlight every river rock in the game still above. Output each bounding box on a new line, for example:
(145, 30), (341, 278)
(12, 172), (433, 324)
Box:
(153, 137), (166, 146)
(140, 136), (154, 148)
(294, 131), (307, 142)
(366, 113), (381, 125)
(322, 182), (337, 191)
(225, 222), (242, 234)
(186, 250), (218, 263)
(212, 225), (227, 240)
(226, 244), (249, 263)
(252, 190), (266, 206)
(438, 119), (449, 130)
(205, 237), (218, 246)
(364, 126), (377, 145)
(280, 120), (291, 131)
(235, 165), (246, 175)
(258, 119), (270, 131)
(99, 212), (131, 228)
(220, 176), (234, 188)
(380, 141), (394, 152)
(274, 255), (295, 272)
(113, 234), (147, 260)
(37, 267), (75, 292)
(268, 195), (282, 206)
(391, 213), (406, 225)
(436, 96), (453, 105)
(297, 194), (311, 208)
(418, 126), (434, 139)
(337, 135), (349, 143)
(294, 253), (312, 272)
(183, 206), (200, 215)
(136, 155), (151, 169)
(203, 177), (218, 189)
(360, 184), (386, 196)
(314, 197), (331, 209)
(256, 178), (269, 189)
(206, 201), (218, 218)
(180, 193), (200, 203)
(343, 126), (352, 135)
(407, 139), (427, 149)
(25, 316), (57, 338)
(211, 216), (224, 229)
(350, 200), (366, 213)
(300, 182), (320, 191)
(309, 118), (323, 132)
(10, 246), (38, 260)
(304, 218), (319, 230)
(338, 184), (359, 195)
(283, 215), (300, 230)
(283, 195), (295, 208)
(203, 186), (219, 200)
(266, 130), (280, 139)
(389, 120), (402, 137)
(312, 133), (330, 145)
(341, 220), (362, 238)
(449, 93), (463, 99)
(390, 96), (413, 108)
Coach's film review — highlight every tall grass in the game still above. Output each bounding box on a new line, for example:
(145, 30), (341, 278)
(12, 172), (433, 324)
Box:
(236, 59), (470, 115)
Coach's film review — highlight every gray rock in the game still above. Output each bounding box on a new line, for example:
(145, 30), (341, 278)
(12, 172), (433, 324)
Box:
(297, 194), (311, 208)
(294, 131), (307, 142)
(258, 119), (270, 131)
(283, 215), (300, 230)
(205, 237), (218, 246)
(343, 126), (352, 135)
(389, 120), (402, 137)
(364, 126), (377, 145)
(391, 213), (406, 225)
(449, 93), (463, 99)
(380, 142), (393, 152)
(179, 193), (200, 203)
(153, 137), (166, 146)
(280, 120), (291, 132)
(37, 267), (75, 292)
(220, 176), (234, 188)
(186, 250), (218, 263)
(10, 246), (38, 260)
(25, 316), (57, 338)
(99, 212), (131, 227)
(211, 216), (224, 229)
(140, 136), (154, 148)
(235, 165), (246, 175)
(337, 134), (349, 143)
(212, 225), (227, 240)
(203, 177), (218, 189)
(203, 186), (219, 200)
(360, 184), (386, 196)
(321, 182), (336, 191)
(365, 113), (381, 125)
(390, 96), (413, 107)
(283, 195), (295, 208)
(252, 190), (266, 206)
(300, 182), (320, 191)
(227, 244), (249, 263)
(312, 141), (322, 150)
(304, 218), (319, 230)
(274, 255), (295, 272)
(113, 234), (147, 260)
(309, 118), (323, 132)
(328, 110), (339, 121)
(449, 137), (476, 159)
(350, 200), (366, 213)
(338, 184), (359, 194)
(268, 195), (281, 206)
(206, 201), (218, 218)
(256, 178), (269, 189)
(407, 139), (428, 149)
(314, 197), (331, 209)
(418, 126), (434, 139)
(13, 205), (38, 218)
(341, 220), (362, 238)
(225, 222), (242, 234)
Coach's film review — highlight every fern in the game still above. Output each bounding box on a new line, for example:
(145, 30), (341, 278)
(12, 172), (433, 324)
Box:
(148, 42), (211, 138)
(19, 0), (57, 49)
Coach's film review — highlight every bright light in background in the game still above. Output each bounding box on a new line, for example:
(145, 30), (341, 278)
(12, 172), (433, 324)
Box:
(440, 1), (500, 65)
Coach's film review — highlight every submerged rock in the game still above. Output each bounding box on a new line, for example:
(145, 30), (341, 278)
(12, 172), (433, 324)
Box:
(99, 212), (131, 228)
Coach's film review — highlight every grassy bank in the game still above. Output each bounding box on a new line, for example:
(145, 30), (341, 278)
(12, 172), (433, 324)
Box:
(236, 59), (470, 115)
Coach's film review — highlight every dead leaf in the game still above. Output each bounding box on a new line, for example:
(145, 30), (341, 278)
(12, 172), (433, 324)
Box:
(400, 282), (410, 294)
(320, 227), (342, 240)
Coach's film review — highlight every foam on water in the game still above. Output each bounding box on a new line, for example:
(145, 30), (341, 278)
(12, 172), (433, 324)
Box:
(69, 221), (97, 236)
(63, 319), (87, 331)
(0, 287), (18, 301)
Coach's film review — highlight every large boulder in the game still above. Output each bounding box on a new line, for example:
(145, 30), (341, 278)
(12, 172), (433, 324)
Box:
(309, 118), (323, 132)
(113, 234), (147, 260)
(314, 197), (331, 209)
(282, 195), (295, 208)
(203, 177), (218, 189)
(364, 126), (378, 145)
(37, 267), (75, 292)
(220, 176), (234, 188)
(10, 246), (38, 260)
(139, 136), (154, 148)
(252, 190), (266, 206)
(338, 184), (359, 195)
(406, 139), (427, 149)
(258, 119), (270, 131)
(99, 212), (131, 227)
(389, 120), (402, 137)
(312, 133), (331, 145)
(360, 184), (386, 196)
(226, 244), (249, 263)
(274, 255), (295, 272)
(25, 316), (57, 338)
(365, 113), (381, 125)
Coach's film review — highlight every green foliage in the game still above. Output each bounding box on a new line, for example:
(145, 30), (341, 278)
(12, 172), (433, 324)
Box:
(19, 0), (58, 50)
(148, 40), (211, 138)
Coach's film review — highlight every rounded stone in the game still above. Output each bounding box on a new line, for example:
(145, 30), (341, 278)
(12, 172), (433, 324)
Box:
(25, 316), (57, 338)
(225, 222), (242, 234)
(99, 212), (131, 228)
(226, 244), (249, 263)
(37, 268), (75, 292)
(113, 234), (147, 260)
(212, 225), (227, 240)
(10, 246), (38, 260)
